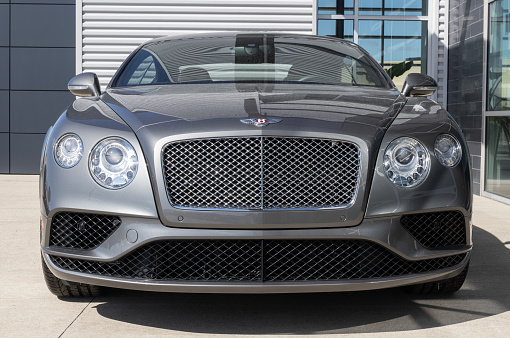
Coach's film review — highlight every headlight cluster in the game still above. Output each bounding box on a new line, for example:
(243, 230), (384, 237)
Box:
(384, 134), (462, 188)
(89, 137), (138, 189)
(434, 134), (462, 167)
(384, 137), (430, 188)
(54, 135), (138, 189)
(54, 134), (83, 168)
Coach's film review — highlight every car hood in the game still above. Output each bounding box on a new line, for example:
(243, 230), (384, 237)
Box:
(101, 83), (406, 229)
(102, 83), (404, 134)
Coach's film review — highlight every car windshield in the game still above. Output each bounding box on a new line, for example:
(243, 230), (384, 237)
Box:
(114, 34), (387, 88)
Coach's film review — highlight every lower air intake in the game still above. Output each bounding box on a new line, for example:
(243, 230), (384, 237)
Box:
(50, 240), (466, 282)
(49, 212), (121, 250)
(400, 211), (466, 248)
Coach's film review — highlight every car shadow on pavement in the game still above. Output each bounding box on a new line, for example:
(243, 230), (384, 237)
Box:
(64, 225), (509, 334)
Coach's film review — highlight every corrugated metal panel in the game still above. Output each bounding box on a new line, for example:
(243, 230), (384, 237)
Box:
(428, 0), (447, 108)
(79, 0), (315, 87)
(436, 0), (448, 108)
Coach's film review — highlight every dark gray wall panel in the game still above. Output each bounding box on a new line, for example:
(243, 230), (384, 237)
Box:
(11, 4), (75, 47)
(10, 91), (72, 133)
(0, 48), (8, 90)
(0, 91), (8, 133)
(0, 133), (8, 173)
(10, 133), (45, 174)
(11, 48), (75, 90)
(4, 0), (76, 173)
(0, 5), (9, 47)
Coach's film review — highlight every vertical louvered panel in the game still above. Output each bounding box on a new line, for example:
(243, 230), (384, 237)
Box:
(428, 0), (448, 108)
(436, 0), (448, 108)
(79, 0), (315, 87)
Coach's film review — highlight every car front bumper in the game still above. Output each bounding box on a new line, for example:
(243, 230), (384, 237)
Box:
(41, 211), (472, 293)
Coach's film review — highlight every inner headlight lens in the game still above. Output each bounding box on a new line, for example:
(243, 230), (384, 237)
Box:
(54, 133), (83, 168)
(435, 134), (462, 167)
(89, 137), (138, 189)
(384, 137), (430, 188)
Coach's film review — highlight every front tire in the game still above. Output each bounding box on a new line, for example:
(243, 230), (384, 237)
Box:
(42, 255), (103, 297)
(403, 262), (469, 294)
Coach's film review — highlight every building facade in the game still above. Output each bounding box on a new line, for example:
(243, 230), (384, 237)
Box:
(1, 0), (508, 204)
(0, 0), (76, 174)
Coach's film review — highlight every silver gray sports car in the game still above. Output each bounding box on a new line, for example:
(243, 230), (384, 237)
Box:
(40, 32), (472, 297)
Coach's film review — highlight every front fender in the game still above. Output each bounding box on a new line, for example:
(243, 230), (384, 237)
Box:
(365, 97), (472, 219)
(40, 98), (159, 228)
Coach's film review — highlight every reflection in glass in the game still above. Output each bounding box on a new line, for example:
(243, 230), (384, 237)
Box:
(358, 20), (427, 88)
(488, 0), (510, 111)
(359, 0), (427, 16)
(318, 20), (354, 42)
(486, 117), (510, 198)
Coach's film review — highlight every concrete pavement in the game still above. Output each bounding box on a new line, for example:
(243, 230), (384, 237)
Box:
(1, 175), (509, 337)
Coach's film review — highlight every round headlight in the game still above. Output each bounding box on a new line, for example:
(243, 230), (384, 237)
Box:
(54, 133), (83, 168)
(384, 137), (430, 188)
(89, 137), (138, 189)
(434, 134), (462, 167)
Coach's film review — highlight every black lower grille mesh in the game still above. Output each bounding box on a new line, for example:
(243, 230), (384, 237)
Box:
(400, 211), (466, 248)
(50, 240), (466, 282)
(49, 212), (121, 250)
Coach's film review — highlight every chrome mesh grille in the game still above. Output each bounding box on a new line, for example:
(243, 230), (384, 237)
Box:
(164, 138), (262, 209)
(49, 240), (466, 282)
(49, 212), (121, 250)
(162, 137), (361, 209)
(400, 211), (467, 248)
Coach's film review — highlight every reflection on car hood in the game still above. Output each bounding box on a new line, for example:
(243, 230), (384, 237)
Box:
(102, 83), (405, 133)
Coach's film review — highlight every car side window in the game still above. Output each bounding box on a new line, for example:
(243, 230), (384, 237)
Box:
(115, 49), (170, 87)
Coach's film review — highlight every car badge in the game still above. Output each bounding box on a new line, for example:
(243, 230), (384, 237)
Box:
(240, 118), (282, 127)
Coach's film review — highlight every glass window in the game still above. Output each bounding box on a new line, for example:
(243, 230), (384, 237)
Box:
(114, 35), (386, 87)
(318, 0), (354, 15)
(116, 50), (170, 87)
(359, 0), (383, 15)
(486, 0), (510, 199)
(486, 117), (510, 198)
(318, 19), (354, 41)
(487, 0), (510, 111)
(358, 20), (427, 88)
(359, 0), (427, 16)
(317, 2), (429, 89)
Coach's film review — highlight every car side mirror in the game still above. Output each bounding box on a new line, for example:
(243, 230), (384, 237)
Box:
(401, 73), (438, 97)
(68, 72), (101, 97)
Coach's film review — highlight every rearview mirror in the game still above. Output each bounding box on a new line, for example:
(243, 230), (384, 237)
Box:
(68, 72), (101, 97)
(401, 73), (437, 97)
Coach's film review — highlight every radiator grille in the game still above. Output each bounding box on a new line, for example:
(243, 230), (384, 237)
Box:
(162, 137), (361, 210)
(50, 240), (466, 282)
(400, 211), (466, 248)
(49, 212), (121, 250)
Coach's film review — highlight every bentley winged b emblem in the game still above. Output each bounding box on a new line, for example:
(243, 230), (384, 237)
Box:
(240, 118), (282, 127)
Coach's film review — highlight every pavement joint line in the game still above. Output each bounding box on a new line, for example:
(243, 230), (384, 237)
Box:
(58, 297), (95, 338)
